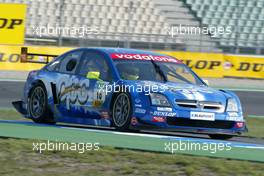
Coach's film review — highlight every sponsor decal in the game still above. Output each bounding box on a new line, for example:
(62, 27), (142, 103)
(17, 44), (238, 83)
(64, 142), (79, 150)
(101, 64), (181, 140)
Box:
(152, 111), (177, 117)
(223, 61), (232, 70)
(135, 98), (141, 104)
(184, 60), (221, 70)
(235, 122), (244, 128)
(152, 116), (165, 122)
(92, 100), (103, 107)
(236, 62), (263, 72)
(135, 104), (142, 108)
(57, 76), (107, 109)
(131, 117), (138, 125)
(157, 107), (172, 112)
(100, 111), (109, 119)
(227, 112), (238, 117)
(160, 51), (227, 78)
(159, 51), (224, 78)
(226, 112), (243, 121)
(58, 76), (91, 109)
(223, 55), (264, 79)
(190, 112), (215, 121)
(135, 108), (146, 114)
(111, 53), (181, 63)
(0, 4), (26, 44)
(93, 81), (107, 107)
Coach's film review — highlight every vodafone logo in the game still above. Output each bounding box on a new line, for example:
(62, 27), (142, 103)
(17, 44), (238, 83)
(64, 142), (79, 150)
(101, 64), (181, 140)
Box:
(111, 53), (181, 63)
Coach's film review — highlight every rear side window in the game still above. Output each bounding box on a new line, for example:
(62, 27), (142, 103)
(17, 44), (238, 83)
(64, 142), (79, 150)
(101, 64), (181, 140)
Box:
(59, 51), (83, 74)
(46, 57), (61, 72)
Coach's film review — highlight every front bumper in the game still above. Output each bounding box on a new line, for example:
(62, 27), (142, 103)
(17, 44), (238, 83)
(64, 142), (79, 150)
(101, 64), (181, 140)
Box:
(130, 116), (247, 135)
(131, 103), (247, 135)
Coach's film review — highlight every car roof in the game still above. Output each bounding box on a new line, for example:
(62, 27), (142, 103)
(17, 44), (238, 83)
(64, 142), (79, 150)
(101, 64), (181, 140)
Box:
(98, 47), (166, 56)
(76, 47), (173, 57)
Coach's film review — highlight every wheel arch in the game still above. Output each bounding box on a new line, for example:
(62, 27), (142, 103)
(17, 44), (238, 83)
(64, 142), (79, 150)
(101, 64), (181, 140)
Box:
(109, 86), (134, 114)
(28, 79), (46, 96)
(27, 79), (55, 123)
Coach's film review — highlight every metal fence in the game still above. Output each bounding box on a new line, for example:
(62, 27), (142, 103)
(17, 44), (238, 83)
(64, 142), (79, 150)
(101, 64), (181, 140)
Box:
(24, 0), (264, 55)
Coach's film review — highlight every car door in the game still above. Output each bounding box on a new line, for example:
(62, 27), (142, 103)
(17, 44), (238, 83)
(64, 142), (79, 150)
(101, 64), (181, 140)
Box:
(55, 50), (84, 118)
(73, 50), (114, 120)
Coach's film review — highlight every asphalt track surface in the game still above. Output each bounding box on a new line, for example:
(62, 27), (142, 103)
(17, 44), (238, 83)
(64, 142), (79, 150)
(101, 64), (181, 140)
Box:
(0, 81), (263, 116)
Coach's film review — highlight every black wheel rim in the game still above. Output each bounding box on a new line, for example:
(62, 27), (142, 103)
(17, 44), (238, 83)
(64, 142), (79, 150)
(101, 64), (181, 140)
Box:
(29, 87), (45, 118)
(113, 93), (130, 127)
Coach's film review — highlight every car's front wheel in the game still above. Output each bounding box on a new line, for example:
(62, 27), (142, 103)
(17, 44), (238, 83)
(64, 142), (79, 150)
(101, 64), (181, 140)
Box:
(28, 83), (54, 124)
(208, 134), (233, 140)
(112, 92), (132, 131)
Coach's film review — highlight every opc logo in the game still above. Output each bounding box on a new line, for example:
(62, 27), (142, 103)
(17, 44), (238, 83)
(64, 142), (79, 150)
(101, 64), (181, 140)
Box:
(0, 18), (23, 29)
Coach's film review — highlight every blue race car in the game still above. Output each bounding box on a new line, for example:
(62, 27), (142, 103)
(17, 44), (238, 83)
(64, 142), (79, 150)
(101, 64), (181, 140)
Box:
(13, 47), (247, 140)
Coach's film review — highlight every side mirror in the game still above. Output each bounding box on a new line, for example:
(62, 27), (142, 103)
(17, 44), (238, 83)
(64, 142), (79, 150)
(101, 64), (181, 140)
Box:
(86, 71), (101, 80)
(203, 79), (209, 85)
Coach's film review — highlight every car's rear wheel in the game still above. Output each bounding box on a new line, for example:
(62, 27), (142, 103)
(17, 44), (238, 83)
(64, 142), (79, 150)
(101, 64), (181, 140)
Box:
(28, 83), (54, 124)
(208, 134), (233, 140)
(112, 92), (132, 131)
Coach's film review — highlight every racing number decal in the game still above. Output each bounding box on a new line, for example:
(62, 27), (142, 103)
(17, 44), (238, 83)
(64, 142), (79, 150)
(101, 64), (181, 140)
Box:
(97, 92), (103, 100)
(92, 82), (107, 107)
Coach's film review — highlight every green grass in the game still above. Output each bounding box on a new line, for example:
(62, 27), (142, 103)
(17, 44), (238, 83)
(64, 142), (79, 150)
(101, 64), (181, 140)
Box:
(0, 138), (263, 176)
(0, 109), (29, 121)
(244, 117), (264, 138)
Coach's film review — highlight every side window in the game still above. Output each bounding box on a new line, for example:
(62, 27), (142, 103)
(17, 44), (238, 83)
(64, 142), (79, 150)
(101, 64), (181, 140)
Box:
(79, 51), (112, 82)
(59, 51), (83, 74)
(46, 56), (62, 72)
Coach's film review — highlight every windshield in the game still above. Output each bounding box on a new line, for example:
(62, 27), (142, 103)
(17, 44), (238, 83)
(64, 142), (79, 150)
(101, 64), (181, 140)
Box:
(114, 60), (204, 85)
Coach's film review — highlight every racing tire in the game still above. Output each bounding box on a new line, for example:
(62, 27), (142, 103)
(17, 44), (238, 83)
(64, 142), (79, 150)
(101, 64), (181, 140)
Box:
(208, 134), (233, 140)
(28, 83), (55, 124)
(112, 92), (132, 131)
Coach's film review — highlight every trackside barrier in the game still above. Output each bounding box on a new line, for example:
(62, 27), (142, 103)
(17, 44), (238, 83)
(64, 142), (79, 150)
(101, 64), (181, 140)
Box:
(160, 51), (264, 79)
(222, 55), (264, 79)
(159, 51), (224, 78)
(0, 45), (263, 79)
(0, 45), (72, 71)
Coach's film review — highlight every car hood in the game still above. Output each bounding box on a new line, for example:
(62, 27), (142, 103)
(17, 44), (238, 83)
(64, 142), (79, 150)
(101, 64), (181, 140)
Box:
(164, 82), (228, 103)
(122, 80), (229, 104)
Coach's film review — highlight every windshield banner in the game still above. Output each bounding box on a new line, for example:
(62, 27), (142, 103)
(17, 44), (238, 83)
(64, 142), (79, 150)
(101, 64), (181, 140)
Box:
(110, 53), (181, 63)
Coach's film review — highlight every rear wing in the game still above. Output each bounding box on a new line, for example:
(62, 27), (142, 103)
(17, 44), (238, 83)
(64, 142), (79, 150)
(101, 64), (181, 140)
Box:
(20, 47), (58, 64)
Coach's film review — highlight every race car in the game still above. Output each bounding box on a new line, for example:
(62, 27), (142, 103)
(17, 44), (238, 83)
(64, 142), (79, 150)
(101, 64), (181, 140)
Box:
(13, 47), (247, 140)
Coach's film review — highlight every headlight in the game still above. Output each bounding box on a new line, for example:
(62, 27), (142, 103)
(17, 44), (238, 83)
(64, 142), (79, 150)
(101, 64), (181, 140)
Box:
(150, 93), (170, 107)
(226, 98), (238, 112)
